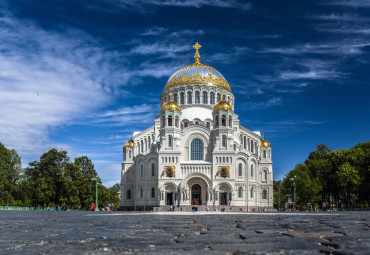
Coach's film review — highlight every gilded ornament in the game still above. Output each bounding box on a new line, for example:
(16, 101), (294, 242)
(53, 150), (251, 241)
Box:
(123, 136), (134, 148)
(213, 95), (233, 111)
(163, 166), (176, 177)
(217, 166), (230, 177)
(260, 134), (271, 147)
(163, 43), (231, 92)
(161, 92), (181, 112)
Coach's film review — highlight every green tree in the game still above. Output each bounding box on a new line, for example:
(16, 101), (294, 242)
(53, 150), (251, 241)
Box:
(0, 142), (22, 205)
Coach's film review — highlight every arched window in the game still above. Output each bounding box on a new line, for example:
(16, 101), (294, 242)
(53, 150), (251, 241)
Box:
(141, 164), (143, 177)
(168, 115), (172, 126)
(151, 163), (155, 176)
(187, 91), (192, 104)
(175, 116), (179, 127)
(251, 140), (254, 153)
(202, 91), (207, 104)
(148, 137), (151, 149)
(140, 188), (143, 198)
(184, 122), (188, 128)
(222, 135), (227, 147)
(210, 92), (215, 104)
(264, 170), (267, 181)
(168, 136), (172, 147)
(221, 115), (226, 126)
(195, 121), (199, 125)
(195, 91), (200, 103)
(217, 93), (221, 102)
(262, 189), (267, 199)
(141, 140), (143, 152)
(250, 187), (254, 198)
(127, 190), (131, 200)
(233, 144), (236, 150)
(223, 94), (226, 100)
(238, 187), (243, 198)
(215, 115), (219, 127)
(229, 116), (232, 127)
(128, 150), (131, 158)
(180, 92), (184, 104)
(174, 93), (178, 103)
(238, 163), (242, 176)
(190, 139), (203, 160)
(263, 150), (266, 158)
(243, 136), (246, 149)
(151, 187), (155, 198)
(206, 122), (210, 129)
(251, 164), (254, 177)
(220, 168), (228, 177)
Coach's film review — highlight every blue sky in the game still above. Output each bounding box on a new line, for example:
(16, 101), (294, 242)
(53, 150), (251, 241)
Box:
(0, 0), (369, 187)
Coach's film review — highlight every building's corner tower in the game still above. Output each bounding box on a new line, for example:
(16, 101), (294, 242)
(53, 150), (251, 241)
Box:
(259, 135), (273, 209)
(158, 93), (182, 206)
(212, 95), (236, 205)
(120, 137), (134, 208)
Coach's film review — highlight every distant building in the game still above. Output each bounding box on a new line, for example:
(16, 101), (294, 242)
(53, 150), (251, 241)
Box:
(120, 43), (273, 211)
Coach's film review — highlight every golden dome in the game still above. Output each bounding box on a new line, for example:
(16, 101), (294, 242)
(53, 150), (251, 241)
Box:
(123, 137), (134, 148)
(163, 42), (231, 93)
(213, 97), (233, 112)
(161, 93), (181, 112)
(260, 134), (271, 147)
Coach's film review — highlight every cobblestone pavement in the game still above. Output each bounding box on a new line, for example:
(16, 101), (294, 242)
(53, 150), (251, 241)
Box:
(0, 211), (369, 254)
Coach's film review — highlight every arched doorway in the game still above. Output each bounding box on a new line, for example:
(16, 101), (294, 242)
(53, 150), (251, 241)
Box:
(191, 184), (202, 205)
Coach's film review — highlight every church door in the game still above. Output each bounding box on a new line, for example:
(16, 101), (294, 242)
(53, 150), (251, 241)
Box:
(220, 192), (227, 205)
(166, 193), (173, 205)
(191, 184), (202, 205)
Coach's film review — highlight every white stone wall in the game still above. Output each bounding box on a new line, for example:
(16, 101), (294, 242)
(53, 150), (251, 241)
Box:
(121, 84), (273, 210)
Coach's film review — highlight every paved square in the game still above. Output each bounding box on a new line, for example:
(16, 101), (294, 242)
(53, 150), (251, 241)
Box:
(0, 211), (369, 254)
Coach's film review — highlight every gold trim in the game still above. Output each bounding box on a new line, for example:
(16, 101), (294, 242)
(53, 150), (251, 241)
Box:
(163, 166), (175, 177)
(164, 72), (231, 92)
(217, 166), (230, 177)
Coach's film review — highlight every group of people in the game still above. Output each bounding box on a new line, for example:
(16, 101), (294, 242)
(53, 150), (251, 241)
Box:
(90, 203), (115, 211)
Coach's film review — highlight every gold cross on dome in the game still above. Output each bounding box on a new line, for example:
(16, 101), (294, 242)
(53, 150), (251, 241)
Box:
(193, 42), (202, 64)
(193, 42), (202, 50)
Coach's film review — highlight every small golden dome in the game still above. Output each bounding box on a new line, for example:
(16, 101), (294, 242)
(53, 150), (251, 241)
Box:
(213, 96), (233, 112)
(123, 137), (134, 148)
(260, 134), (271, 147)
(161, 93), (181, 112)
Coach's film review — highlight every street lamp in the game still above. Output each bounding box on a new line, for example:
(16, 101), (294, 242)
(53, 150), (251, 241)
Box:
(290, 176), (296, 210)
(91, 176), (102, 211)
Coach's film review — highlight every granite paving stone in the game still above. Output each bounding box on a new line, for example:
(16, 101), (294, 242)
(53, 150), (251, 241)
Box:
(0, 211), (369, 254)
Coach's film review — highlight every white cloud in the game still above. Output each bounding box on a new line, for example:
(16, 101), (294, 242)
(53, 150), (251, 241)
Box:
(0, 8), (119, 158)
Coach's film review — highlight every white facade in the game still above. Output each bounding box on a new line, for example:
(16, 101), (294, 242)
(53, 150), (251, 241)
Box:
(120, 45), (273, 211)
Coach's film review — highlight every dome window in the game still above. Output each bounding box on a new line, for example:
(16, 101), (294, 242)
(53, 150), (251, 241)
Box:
(210, 92), (215, 104)
(217, 93), (221, 102)
(206, 122), (210, 129)
(195, 91), (200, 103)
(180, 92), (184, 104)
(221, 115), (226, 126)
(174, 93), (178, 103)
(202, 91), (208, 104)
(184, 122), (188, 128)
(195, 121), (199, 125)
(168, 115), (173, 126)
(187, 91), (192, 104)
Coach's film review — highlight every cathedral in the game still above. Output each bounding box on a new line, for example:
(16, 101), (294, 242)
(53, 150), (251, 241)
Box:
(120, 43), (273, 211)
